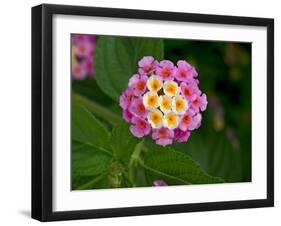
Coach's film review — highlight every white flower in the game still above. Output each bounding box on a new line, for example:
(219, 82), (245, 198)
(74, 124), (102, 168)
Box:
(143, 91), (159, 110)
(159, 95), (172, 114)
(163, 80), (179, 97)
(147, 109), (163, 128)
(147, 75), (163, 92)
(163, 112), (179, 129)
(172, 95), (188, 115)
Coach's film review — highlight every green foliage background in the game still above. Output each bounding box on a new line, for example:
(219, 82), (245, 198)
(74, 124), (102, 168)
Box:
(72, 35), (251, 190)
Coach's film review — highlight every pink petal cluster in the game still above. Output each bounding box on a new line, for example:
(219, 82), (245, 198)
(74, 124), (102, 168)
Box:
(152, 128), (174, 146)
(119, 56), (207, 146)
(71, 34), (96, 80)
(156, 60), (175, 80)
(153, 180), (168, 186)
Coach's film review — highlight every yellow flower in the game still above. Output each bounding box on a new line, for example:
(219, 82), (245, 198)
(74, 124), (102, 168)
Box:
(72, 46), (77, 66)
(163, 81), (179, 97)
(147, 109), (163, 128)
(172, 96), (188, 115)
(163, 112), (179, 129)
(147, 75), (163, 92)
(143, 91), (159, 110)
(159, 95), (172, 113)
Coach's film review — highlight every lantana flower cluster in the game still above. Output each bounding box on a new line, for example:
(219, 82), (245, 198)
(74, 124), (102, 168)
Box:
(71, 34), (96, 80)
(120, 56), (207, 146)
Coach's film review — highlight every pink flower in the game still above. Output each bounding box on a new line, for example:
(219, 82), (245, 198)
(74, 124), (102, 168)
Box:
(138, 56), (159, 74)
(122, 108), (133, 123)
(179, 110), (196, 131)
(84, 57), (94, 77)
(190, 93), (208, 113)
(72, 34), (96, 43)
(119, 56), (207, 146)
(129, 97), (148, 118)
(180, 82), (197, 100)
(129, 74), (148, 96)
(72, 64), (87, 80)
(175, 60), (197, 82)
(152, 128), (174, 146)
(192, 113), (202, 129)
(71, 34), (96, 79)
(130, 116), (151, 138)
(74, 41), (94, 57)
(119, 88), (134, 110)
(156, 60), (175, 80)
(174, 129), (190, 143)
(153, 180), (168, 186)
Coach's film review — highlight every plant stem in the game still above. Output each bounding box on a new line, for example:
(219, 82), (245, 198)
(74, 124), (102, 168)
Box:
(123, 171), (134, 187)
(128, 140), (144, 186)
(72, 92), (122, 126)
(73, 139), (114, 157)
(138, 160), (191, 185)
(77, 173), (107, 190)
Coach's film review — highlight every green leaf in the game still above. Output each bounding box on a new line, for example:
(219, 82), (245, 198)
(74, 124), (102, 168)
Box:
(72, 101), (110, 148)
(110, 122), (139, 165)
(72, 79), (122, 126)
(171, 114), (244, 183)
(95, 36), (164, 100)
(72, 141), (112, 190)
(72, 92), (122, 127)
(72, 79), (114, 106)
(143, 144), (224, 185)
(72, 141), (111, 177)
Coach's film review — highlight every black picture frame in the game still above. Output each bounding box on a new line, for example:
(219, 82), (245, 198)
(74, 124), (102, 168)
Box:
(32, 3), (274, 222)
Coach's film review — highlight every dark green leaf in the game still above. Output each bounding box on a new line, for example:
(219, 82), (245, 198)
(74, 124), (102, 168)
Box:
(72, 79), (115, 107)
(72, 101), (110, 148)
(95, 36), (164, 100)
(143, 144), (224, 185)
(72, 142), (111, 177)
(72, 173), (110, 190)
(72, 141), (112, 190)
(172, 112), (244, 183)
(110, 122), (139, 165)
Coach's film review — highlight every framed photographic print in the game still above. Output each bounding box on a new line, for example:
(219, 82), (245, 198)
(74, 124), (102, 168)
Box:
(31, 4), (274, 221)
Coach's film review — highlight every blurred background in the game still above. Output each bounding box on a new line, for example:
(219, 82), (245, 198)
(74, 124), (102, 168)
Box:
(72, 34), (251, 183)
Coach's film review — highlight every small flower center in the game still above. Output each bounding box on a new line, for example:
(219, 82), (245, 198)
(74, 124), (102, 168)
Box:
(144, 64), (153, 73)
(184, 88), (192, 97)
(143, 91), (159, 110)
(180, 69), (188, 78)
(149, 96), (157, 105)
(172, 97), (188, 115)
(74, 67), (81, 74)
(193, 98), (200, 106)
(136, 80), (146, 90)
(162, 68), (170, 77)
(139, 121), (146, 129)
(168, 86), (175, 93)
(128, 94), (133, 102)
(79, 45), (86, 53)
(147, 76), (162, 92)
(163, 100), (170, 108)
(163, 81), (179, 97)
(152, 82), (160, 90)
(159, 96), (172, 113)
(167, 115), (176, 125)
(138, 103), (146, 112)
(176, 101), (183, 109)
(175, 99), (186, 111)
(159, 129), (168, 138)
(151, 113), (161, 124)
(164, 113), (179, 129)
(147, 110), (163, 128)
(183, 115), (191, 124)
